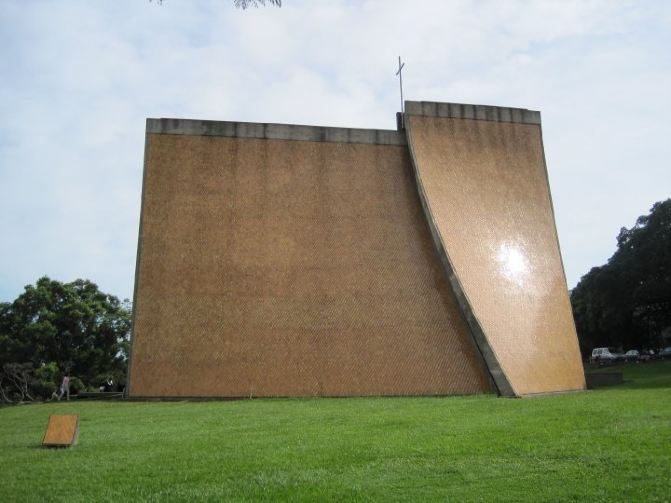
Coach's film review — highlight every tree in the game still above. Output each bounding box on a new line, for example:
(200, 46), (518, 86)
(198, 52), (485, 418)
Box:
(234, 0), (281, 8)
(571, 199), (671, 355)
(0, 277), (131, 402)
(151, 0), (282, 8)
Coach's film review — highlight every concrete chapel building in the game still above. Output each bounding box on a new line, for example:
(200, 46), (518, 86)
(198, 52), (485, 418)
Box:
(127, 101), (586, 398)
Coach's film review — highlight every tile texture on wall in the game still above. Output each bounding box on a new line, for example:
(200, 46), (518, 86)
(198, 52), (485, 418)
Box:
(405, 114), (585, 395)
(129, 134), (493, 397)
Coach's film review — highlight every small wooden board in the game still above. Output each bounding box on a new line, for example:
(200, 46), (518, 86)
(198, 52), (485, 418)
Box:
(42, 415), (79, 447)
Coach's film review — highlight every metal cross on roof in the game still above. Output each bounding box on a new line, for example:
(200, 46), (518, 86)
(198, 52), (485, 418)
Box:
(395, 56), (405, 113)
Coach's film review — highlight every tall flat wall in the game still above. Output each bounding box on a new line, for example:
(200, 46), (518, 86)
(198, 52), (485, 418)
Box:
(128, 121), (493, 398)
(404, 101), (585, 395)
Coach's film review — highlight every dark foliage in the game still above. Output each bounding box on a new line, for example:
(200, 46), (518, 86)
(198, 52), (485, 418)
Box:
(0, 277), (131, 402)
(571, 199), (671, 355)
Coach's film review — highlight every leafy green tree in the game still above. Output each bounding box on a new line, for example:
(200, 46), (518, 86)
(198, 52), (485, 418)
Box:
(571, 199), (671, 355)
(0, 277), (131, 401)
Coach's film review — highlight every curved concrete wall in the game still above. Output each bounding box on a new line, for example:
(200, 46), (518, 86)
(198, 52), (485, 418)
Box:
(130, 102), (586, 399)
(404, 102), (585, 396)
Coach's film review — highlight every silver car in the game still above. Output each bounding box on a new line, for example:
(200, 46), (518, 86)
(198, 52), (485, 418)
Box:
(591, 347), (621, 364)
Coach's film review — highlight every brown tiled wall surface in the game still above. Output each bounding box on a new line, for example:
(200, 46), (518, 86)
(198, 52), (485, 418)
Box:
(405, 115), (585, 395)
(129, 134), (493, 397)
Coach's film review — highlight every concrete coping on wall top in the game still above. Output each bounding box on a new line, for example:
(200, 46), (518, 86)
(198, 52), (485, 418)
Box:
(404, 101), (541, 125)
(146, 118), (407, 146)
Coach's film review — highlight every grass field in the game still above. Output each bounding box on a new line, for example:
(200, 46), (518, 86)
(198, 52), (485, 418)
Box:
(2, 362), (670, 502)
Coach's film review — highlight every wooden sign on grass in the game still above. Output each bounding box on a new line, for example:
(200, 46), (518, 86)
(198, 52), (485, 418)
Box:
(42, 415), (79, 447)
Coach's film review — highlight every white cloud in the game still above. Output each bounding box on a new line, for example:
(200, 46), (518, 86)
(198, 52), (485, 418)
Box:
(1, 0), (670, 300)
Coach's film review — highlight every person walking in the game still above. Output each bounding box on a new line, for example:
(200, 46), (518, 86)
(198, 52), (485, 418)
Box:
(57, 373), (70, 401)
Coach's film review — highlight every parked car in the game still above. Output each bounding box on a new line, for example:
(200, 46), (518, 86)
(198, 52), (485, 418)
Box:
(660, 347), (671, 359)
(623, 350), (640, 362)
(591, 347), (622, 365)
(639, 349), (657, 361)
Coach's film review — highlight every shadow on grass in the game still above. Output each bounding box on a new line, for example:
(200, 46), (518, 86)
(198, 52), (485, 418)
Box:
(585, 360), (671, 390)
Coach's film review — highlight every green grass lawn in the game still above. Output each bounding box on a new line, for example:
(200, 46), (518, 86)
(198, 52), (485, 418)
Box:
(2, 362), (670, 502)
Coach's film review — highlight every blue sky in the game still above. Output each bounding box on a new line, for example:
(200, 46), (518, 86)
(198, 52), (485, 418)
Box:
(1, 0), (670, 302)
